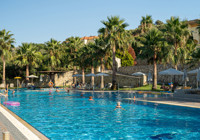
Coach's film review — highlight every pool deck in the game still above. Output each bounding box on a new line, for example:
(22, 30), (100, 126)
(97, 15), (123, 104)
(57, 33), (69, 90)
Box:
(0, 111), (26, 140)
(124, 96), (200, 109)
(0, 104), (49, 140)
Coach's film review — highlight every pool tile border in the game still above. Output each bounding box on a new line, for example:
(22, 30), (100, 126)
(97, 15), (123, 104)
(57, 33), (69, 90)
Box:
(0, 104), (49, 140)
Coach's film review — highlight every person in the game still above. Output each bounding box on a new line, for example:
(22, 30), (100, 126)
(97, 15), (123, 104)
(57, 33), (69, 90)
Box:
(56, 89), (60, 92)
(12, 90), (15, 95)
(4, 84), (9, 97)
(88, 96), (94, 101)
(114, 102), (125, 110)
(49, 89), (52, 95)
(80, 93), (84, 97)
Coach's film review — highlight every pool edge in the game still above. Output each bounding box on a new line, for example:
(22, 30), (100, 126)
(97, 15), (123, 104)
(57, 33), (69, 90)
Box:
(0, 104), (50, 140)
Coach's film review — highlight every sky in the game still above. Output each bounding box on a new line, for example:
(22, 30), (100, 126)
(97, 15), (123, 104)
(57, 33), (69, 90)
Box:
(1, 0), (200, 46)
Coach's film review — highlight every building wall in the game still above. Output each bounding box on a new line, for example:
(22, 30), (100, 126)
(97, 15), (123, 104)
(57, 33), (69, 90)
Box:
(188, 25), (200, 44)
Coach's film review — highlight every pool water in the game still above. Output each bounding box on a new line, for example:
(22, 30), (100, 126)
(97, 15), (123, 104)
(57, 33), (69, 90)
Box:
(1, 90), (200, 140)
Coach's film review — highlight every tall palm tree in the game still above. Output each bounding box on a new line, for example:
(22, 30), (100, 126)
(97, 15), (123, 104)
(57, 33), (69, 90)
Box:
(15, 43), (42, 81)
(0, 29), (15, 86)
(74, 45), (89, 85)
(165, 16), (190, 69)
(95, 36), (110, 89)
(98, 16), (129, 90)
(140, 28), (166, 90)
(84, 43), (99, 87)
(65, 37), (83, 84)
(44, 38), (62, 70)
(140, 15), (153, 33)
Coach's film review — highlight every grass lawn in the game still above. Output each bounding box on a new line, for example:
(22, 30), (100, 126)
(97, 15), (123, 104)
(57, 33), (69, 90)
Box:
(119, 84), (163, 91)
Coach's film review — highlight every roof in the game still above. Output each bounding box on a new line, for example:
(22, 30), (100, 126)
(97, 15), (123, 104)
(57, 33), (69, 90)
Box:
(188, 19), (200, 27)
(38, 71), (66, 73)
(80, 36), (99, 40)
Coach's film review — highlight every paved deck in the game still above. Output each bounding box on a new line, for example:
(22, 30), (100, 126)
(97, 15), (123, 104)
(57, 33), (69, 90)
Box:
(124, 92), (200, 108)
(0, 112), (27, 140)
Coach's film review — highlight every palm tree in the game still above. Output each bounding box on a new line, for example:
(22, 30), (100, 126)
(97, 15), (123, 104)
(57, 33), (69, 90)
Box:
(140, 28), (166, 90)
(0, 29), (15, 86)
(84, 43), (99, 87)
(95, 36), (110, 88)
(15, 43), (42, 81)
(165, 16), (190, 69)
(98, 16), (129, 90)
(74, 45), (89, 85)
(44, 39), (62, 70)
(188, 44), (200, 67)
(65, 37), (83, 84)
(140, 15), (153, 33)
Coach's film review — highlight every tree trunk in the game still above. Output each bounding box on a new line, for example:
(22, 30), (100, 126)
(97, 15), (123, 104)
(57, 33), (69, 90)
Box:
(174, 42), (178, 70)
(91, 66), (94, 87)
(111, 45), (117, 90)
(2, 56), (6, 87)
(152, 52), (157, 90)
(100, 57), (104, 89)
(26, 65), (29, 81)
(73, 66), (77, 84)
(82, 67), (85, 84)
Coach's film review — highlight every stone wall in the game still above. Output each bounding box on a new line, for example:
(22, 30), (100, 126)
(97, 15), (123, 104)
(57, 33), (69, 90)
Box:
(76, 73), (146, 88)
(54, 71), (74, 86)
(118, 64), (200, 88)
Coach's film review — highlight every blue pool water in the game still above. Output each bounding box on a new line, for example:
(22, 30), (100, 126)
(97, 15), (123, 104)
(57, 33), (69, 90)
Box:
(1, 90), (200, 140)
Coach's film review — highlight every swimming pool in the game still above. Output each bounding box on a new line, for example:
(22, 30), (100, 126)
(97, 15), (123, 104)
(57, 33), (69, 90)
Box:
(1, 90), (200, 139)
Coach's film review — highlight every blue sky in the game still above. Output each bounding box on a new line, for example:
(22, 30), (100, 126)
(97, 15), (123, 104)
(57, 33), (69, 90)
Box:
(1, 0), (200, 46)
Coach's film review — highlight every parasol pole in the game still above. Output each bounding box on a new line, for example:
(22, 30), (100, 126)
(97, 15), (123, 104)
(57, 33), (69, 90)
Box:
(17, 79), (18, 90)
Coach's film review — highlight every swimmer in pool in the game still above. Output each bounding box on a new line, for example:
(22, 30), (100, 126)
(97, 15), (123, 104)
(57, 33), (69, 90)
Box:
(56, 89), (60, 92)
(12, 90), (15, 95)
(49, 90), (52, 95)
(80, 93), (84, 97)
(88, 96), (94, 101)
(114, 102), (125, 110)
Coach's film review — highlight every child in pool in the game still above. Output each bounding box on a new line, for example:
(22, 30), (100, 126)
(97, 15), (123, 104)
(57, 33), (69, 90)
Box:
(114, 102), (125, 110)
(88, 96), (94, 101)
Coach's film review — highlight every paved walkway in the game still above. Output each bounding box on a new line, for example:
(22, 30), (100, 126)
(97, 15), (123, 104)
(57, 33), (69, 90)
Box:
(124, 92), (200, 108)
(0, 112), (27, 140)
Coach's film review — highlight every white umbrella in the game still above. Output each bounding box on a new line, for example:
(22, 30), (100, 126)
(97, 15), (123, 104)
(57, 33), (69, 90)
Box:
(96, 73), (109, 76)
(131, 72), (146, 76)
(159, 68), (183, 75)
(27, 75), (38, 78)
(72, 74), (82, 77)
(188, 69), (198, 74)
(26, 75), (38, 84)
(188, 68), (200, 88)
(86, 73), (96, 77)
(159, 68), (183, 91)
